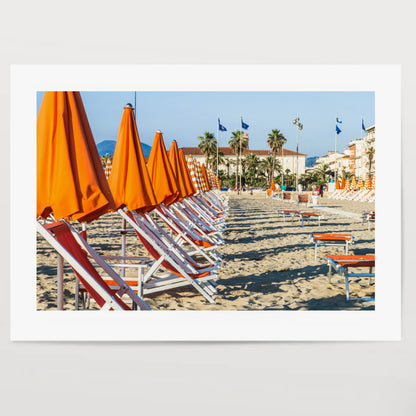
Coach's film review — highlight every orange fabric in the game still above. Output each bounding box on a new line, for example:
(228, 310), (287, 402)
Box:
(146, 131), (180, 206)
(178, 149), (197, 197)
(312, 234), (352, 241)
(336, 178), (340, 190)
(37, 92), (116, 222)
(270, 179), (276, 191)
(167, 141), (187, 201)
(108, 106), (158, 213)
(340, 178), (346, 189)
(201, 164), (211, 191)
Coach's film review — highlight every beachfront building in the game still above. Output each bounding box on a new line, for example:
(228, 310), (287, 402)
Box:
(311, 125), (375, 178)
(182, 146), (306, 176)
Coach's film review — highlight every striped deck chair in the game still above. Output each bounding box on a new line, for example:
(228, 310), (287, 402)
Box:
(37, 220), (150, 311)
(119, 209), (219, 303)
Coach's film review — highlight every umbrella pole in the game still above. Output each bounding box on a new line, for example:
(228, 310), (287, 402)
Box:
(121, 218), (127, 278)
(57, 253), (64, 310)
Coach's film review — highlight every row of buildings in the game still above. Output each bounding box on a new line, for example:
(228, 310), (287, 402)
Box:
(181, 140), (307, 177)
(309, 125), (375, 179)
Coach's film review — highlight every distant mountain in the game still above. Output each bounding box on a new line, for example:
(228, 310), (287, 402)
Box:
(305, 156), (319, 167)
(97, 140), (152, 157)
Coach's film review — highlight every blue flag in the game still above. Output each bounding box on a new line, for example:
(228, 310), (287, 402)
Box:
(362, 119), (366, 131)
(336, 117), (342, 124)
(218, 118), (227, 132)
(336, 125), (342, 135)
(241, 118), (249, 130)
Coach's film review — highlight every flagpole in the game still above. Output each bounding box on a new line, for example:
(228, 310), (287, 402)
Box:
(335, 118), (337, 153)
(239, 116), (242, 194)
(216, 116), (219, 177)
(361, 116), (363, 140)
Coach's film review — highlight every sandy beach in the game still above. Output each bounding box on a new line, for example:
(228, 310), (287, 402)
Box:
(37, 192), (375, 311)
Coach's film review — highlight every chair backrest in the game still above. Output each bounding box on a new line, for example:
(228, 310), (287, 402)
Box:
(283, 192), (292, 200)
(37, 220), (150, 310)
(298, 194), (309, 204)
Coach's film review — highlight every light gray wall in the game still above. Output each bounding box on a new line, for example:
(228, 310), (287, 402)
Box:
(1, 2), (414, 415)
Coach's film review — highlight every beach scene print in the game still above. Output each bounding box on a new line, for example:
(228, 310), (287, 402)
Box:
(36, 91), (375, 311)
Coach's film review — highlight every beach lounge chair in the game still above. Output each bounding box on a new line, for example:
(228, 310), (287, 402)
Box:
(277, 210), (323, 227)
(362, 210), (375, 230)
(323, 254), (375, 301)
(310, 233), (354, 260)
(297, 193), (309, 208)
(37, 220), (150, 311)
(118, 209), (219, 303)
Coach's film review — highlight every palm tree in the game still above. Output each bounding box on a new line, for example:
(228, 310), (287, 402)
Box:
(229, 131), (248, 188)
(260, 156), (275, 186)
(223, 157), (232, 177)
(315, 163), (329, 182)
(267, 129), (287, 183)
(208, 152), (225, 174)
(366, 146), (375, 175)
(198, 132), (216, 168)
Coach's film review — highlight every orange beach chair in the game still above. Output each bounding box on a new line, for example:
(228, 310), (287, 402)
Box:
(310, 233), (354, 260)
(323, 254), (375, 301)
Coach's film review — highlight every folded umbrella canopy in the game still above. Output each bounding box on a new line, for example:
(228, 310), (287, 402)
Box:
(108, 105), (158, 213)
(167, 140), (187, 201)
(37, 91), (116, 222)
(179, 149), (197, 197)
(187, 155), (203, 193)
(147, 131), (180, 206)
(201, 164), (211, 191)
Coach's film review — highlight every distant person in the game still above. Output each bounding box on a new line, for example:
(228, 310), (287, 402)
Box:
(319, 185), (324, 197)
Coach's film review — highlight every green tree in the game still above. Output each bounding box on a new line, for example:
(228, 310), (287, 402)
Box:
(315, 163), (329, 183)
(198, 132), (217, 168)
(267, 129), (287, 184)
(366, 146), (375, 175)
(229, 131), (248, 188)
(260, 156), (275, 186)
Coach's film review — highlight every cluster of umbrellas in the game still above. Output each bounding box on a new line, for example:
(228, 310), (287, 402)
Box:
(37, 92), (225, 309)
(37, 93), (221, 223)
(336, 174), (375, 191)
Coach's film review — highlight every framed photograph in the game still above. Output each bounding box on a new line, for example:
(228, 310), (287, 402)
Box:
(10, 65), (401, 340)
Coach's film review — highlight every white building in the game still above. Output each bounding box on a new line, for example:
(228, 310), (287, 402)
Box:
(182, 146), (306, 176)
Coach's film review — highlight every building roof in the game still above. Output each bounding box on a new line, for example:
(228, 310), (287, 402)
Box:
(181, 146), (306, 157)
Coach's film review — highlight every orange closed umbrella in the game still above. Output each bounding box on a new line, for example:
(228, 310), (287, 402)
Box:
(201, 164), (211, 191)
(179, 150), (196, 197)
(357, 176), (363, 189)
(37, 91), (116, 223)
(108, 105), (158, 213)
(168, 140), (187, 201)
(147, 131), (180, 206)
(104, 158), (112, 179)
(270, 179), (276, 191)
(344, 178), (351, 191)
(340, 177), (346, 189)
(350, 176), (357, 190)
(187, 155), (202, 193)
(335, 177), (340, 190)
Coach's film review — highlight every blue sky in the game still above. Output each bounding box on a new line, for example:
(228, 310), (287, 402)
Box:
(37, 91), (374, 157)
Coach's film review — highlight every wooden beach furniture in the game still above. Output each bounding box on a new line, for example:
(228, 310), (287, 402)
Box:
(37, 220), (150, 311)
(297, 193), (309, 208)
(310, 233), (354, 260)
(323, 254), (375, 301)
